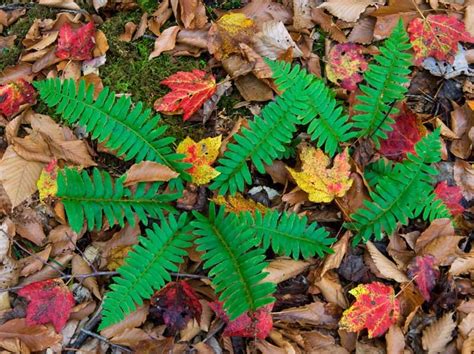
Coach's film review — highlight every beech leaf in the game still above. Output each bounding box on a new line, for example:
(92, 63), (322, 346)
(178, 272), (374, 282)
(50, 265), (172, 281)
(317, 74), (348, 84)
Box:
(326, 43), (368, 90)
(407, 255), (440, 301)
(56, 22), (96, 61)
(0, 79), (36, 117)
(123, 161), (179, 186)
(18, 278), (75, 332)
(422, 312), (456, 353)
(433, 181), (465, 216)
(155, 70), (217, 120)
(287, 145), (353, 203)
(339, 282), (400, 338)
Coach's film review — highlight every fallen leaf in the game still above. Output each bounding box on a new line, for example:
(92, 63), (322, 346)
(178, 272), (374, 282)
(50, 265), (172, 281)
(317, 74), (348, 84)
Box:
(386, 325), (405, 354)
(254, 20), (303, 60)
(72, 254), (101, 299)
(237, 0), (292, 25)
(293, 0), (315, 30)
(415, 218), (454, 253)
(422, 312), (456, 353)
(156, 69), (217, 120)
(311, 8), (347, 43)
(124, 161), (179, 186)
(458, 312), (474, 338)
(119, 22), (137, 42)
(408, 15), (474, 65)
(366, 241), (410, 283)
(56, 22), (96, 61)
(133, 13), (148, 41)
(318, 0), (375, 23)
(287, 145), (353, 203)
(93, 0), (107, 11)
(19, 253), (72, 287)
(449, 252), (474, 275)
(18, 278), (75, 332)
(273, 301), (339, 327)
(20, 245), (52, 277)
(264, 258), (311, 284)
(450, 103), (473, 159)
(454, 159), (474, 201)
(38, 0), (80, 10)
(339, 282), (400, 338)
(14, 208), (46, 246)
(433, 181), (465, 216)
(326, 43), (368, 90)
(0, 79), (36, 118)
(175, 0), (207, 30)
(210, 302), (273, 339)
(37, 159), (59, 203)
(0, 220), (19, 288)
(320, 231), (350, 277)
(348, 16), (376, 44)
(212, 193), (268, 215)
(150, 281), (202, 336)
(313, 271), (349, 308)
(176, 136), (221, 185)
(149, 25), (180, 59)
(407, 255), (440, 301)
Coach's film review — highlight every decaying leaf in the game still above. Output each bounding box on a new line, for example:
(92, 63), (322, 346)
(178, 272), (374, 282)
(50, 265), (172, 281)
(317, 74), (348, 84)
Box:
(56, 22), (96, 61)
(326, 43), (368, 90)
(0, 79), (36, 117)
(318, 0), (375, 23)
(176, 136), (222, 185)
(422, 312), (456, 353)
(287, 145), (353, 203)
(37, 159), (58, 203)
(339, 282), (400, 338)
(18, 278), (75, 332)
(212, 193), (268, 215)
(407, 255), (440, 301)
(155, 69), (217, 120)
(433, 181), (465, 216)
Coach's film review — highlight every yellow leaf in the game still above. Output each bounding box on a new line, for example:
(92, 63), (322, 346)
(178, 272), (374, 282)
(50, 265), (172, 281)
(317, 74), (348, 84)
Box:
(176, 136), (222, 185)
(212, 193), (268, 215)
(287, 145), (353, 203)
(37, 160), (59, 203)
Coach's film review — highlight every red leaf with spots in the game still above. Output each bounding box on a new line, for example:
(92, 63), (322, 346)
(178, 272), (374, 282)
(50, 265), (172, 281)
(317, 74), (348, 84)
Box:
(209, 301), (273, 339)
(18, 279), (75, 332)
(379, 105), (422, 161)
(434, 181), (465, 216)
(56, 22), (96, 61)
(155, 70), (217, 120)
(149, 281), (202, 336)
(326, 43), (368, 90)
(408, 15), (474, 65)
(407, 255), (440, 301)
(339, 282), (400, 338)
(0, 79), (36, 117)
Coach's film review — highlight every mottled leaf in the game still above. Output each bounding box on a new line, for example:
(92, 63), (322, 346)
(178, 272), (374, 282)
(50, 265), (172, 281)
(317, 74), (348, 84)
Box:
(212, 193), (268, 215)
(407, 255), (440, 301)
(37, 159), (58, 203)
(434, 181), (465, 216)
(326, 43), (368, 90)
(56, 22), (96, 61)
(0, 79), (36, 117)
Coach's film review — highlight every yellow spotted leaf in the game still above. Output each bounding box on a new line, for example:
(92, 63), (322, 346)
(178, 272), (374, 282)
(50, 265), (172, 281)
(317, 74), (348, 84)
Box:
(212, 193), (268, 215)
(177, 136), (222, 185)
(37, 160), (59, 203)
(287, 146), (353, 203)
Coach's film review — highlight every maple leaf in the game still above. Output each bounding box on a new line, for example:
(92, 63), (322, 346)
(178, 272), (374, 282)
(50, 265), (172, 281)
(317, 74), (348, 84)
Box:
(18, 278), (75, 332)
(155, 70), (217, 121)
(0, 79), (36, 117)
(56, 22), (96, 61)
(209, 301), (273, 339)
(407, 255), (440, 301)
(326, 43), (368, 91)
(149, 281), (202, 336)
(212, 193), (268, 215)
(37, 160), (59, 203)
(379, 105), (422, 161)
(176, 135), (221, 185)
(287, 145), (353, 203)
(408, 15), (474, 65)
(434, 181), (465, 216)
(339, 282), (400, 338)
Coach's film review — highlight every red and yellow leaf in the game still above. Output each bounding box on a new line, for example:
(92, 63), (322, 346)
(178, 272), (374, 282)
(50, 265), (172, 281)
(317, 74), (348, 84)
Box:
(56, 22), (96, 61)
(408, 15), (474, 65)
(407, 255), (440, 301)
(326, 43), (368, 91)
(18, 278), (75, 332)
(287, 145), (353, 203)
(0, 79), (36, 117)
(434, 181), (465, 216)
(176, 135), (221, 185)
(37, 159), (59, 203)
(212, 193), (268, 215)
(155, 70), (217, 120)
(339, 282), (400, 338)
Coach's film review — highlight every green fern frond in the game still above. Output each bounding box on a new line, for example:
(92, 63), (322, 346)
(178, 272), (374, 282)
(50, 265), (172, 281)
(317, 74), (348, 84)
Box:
(267, 60), (354, 156)
(57, 168), (178, 232)
(34, 79), (190, 178)
(100, 213), (193, 329)
(352, 20), (412, 146)
(192, 204), (275, 319)
(415, 192), (451, 221)
(345, 129), (442, 244)
(239, 210), (334, 259)
(365, 158), (395, 188)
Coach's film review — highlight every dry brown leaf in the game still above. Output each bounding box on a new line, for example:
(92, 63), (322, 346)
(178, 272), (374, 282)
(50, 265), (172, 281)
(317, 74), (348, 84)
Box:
(311, 8), (347, 43)
(93, 0), (107, 11)
(19, 253), (72, 286)
(0, 146), (45, 208)
(14, 209), (46, 246)
(320, 231), (350, 277)
(422, 312), (456, 353)
(149, 25), (180, 60)
(0, 319), (61, 352)
(463, 334), (474, 354)
(450, 103), (474, 159)
(49, 225), (79, 257)
(449, 252), (474, 275)
(313, 271), (349, 308)
(337, 172), (369, 220)
(133, 13), (148, 41)
(415, 218), (454, 252)
(264, 258), (311, 284)
(454, 159), (474, 201)
(318, 0), (375, 23)
(366, 241), (409, 283)
(119, 22), (137, 42)
(176, 0), (207, 30)
(458, 299), (474, 313)
(124, 161), (179, 186)
(237, 0), (292, 25)
(419, 235), (464, 266)
(46, 137), (97, 167)
(38, 0), (80, 10)
(72, 254), (101, 299)
(20, 245), (52, 277)
(466, 2), (474, 37)
(264, 160), (289, 185)
(386, 325), (405, 354)
(0, 184), (12, 216)
(101, 304), (149, 338)
(293, 0), (317, 30)
(235, 73), (273, 101)
(348, 16), (375, 43)
(0, 220), (19, 288)
(387, 232), (415, 269)
(459, 313), (474, 338)
(254, 21), (303, 60)
(273, 301), (339, 327)
(93, 30), (109, 57)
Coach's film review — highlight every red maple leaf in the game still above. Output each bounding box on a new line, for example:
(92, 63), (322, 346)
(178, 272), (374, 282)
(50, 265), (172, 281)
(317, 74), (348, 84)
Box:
(407, 255), (440, 301)
(408, 15), (474, 65)
(339, 282), (400, 338)
(326, 43), (368, 91)
(149, 281), (202, 336)
(434, 181), (465, 216)
(379, 105), (422, 161)
(18, 279), (75, 332)
(56, 22), (96, 61)
(0, 79), (36, 117)
(155, 70), (217, 120)
(209, 301), (273, 339)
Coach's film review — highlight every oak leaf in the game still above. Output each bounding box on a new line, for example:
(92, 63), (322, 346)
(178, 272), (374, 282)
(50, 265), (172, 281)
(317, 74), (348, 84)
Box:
(408, 15), (474, 65)
(339, 282), (400, 338)
(155, 70), (217, 120)
(176, 135), (221, 185)
(433, 181), (465, 216)
(18, 278), (75, 332)
(326, 43), (368, 90)
(287, 145), (352, 203)
(56, 22), (96, 61)
(407, 255), (440, 301)
(0, 79), (36, 117)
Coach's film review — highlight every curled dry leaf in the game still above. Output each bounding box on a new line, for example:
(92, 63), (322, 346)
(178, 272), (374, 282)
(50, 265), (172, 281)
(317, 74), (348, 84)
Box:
(20, 244), (52, 277)
(422, 312), (456, 353)
(119, 22), (137, 42)
(318, 0), (375, 23)
(101, 304), (149, 339)
(320, 231), (350, 277)
(454, 159), (474, 201)
(313, 271), (349, 309)
(254, 20), (303, 60)
(449, 252), (474, 275)
(72, 254), (101, 299)
(149, 25), (180, 60)
(124, 161), (179, 186)
(273, 301), (339, 327)
(311, 8), (347, 43)
(366, 241), (410, 283)
(326, 43), (368, 90)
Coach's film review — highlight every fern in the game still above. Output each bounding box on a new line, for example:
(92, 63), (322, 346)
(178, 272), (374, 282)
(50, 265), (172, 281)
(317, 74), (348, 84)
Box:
(345, 129), (444, 244)
(239, 210), (335, 259)
(192, 204), (275, 320)
(267, 60), (354, 156)
(34, 79), (190, 179)
(57, 168), (178, 232)
(365, 158), (395, 188)
(352, 20), (412, 146)
(100, 213), (193, 329)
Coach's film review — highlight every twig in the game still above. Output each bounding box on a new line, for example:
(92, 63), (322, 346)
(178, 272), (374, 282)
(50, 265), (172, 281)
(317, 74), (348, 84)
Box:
(66, 303), (103, 353)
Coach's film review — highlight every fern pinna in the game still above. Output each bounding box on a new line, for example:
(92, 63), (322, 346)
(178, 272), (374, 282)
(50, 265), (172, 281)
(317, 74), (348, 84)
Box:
(57, 168), (178, 232)
(34, 79), (190, 179)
